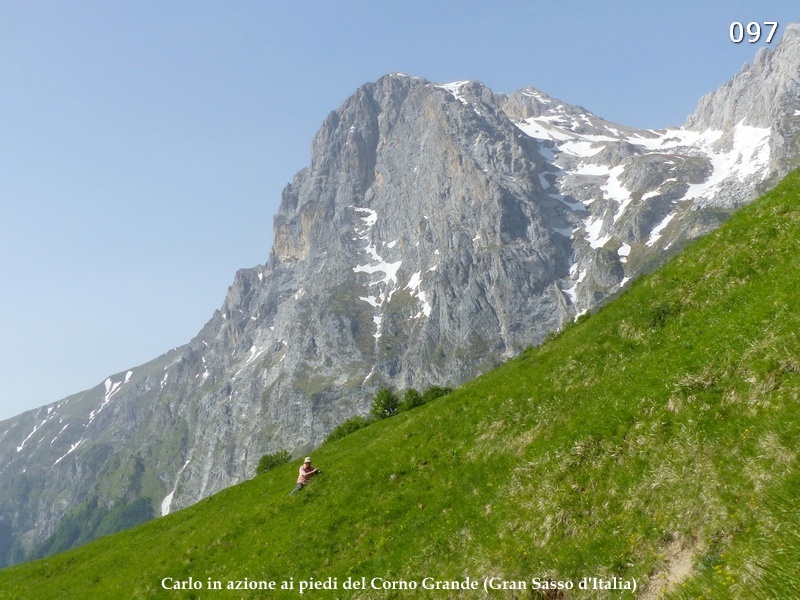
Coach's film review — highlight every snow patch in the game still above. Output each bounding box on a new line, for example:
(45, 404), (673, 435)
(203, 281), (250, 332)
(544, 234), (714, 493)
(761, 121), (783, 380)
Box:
(602, 166), (633, 221)
(560, 139), (603, 157)
(16, 419), (47, 453)
(355, 207), (378, 228)
(404, 271), (431, 318)
(197, 357), (210, 380)
(647, 213), (676, 247)
(574, 164), (610, 176)
(353, 259), (402, 283)
(537, 145), (556, 162)
(553, 226), (576, 238)
(53, 440), (84, 466)
(551, 193), (587, 212)
(246, 345), (265, 365)
(683, 122), (771, 202)
(627, 127), (722, 152)
(160, 491), (175, 517)
(362, 365), (376, 385)
(521, 89), (552, 104)
(584, 216), (611, 249)
(439, 81), (471, 105)
(350, 206), (408, 339)
(406, 271), (422, 293)
(538, 172), (551, 189)
(563, 268), (588, 305)
(574, 164), (631, 220)
(624, 122), (770, 207)
(359, 295), (381, 308)
(88, 377), (124, 424)
(417, 292), (432, 318)
(17, 403), (65, 452)
(50, 423), (69, 445)
(161, 459), (191, 516)
(517, 118), (574, 142)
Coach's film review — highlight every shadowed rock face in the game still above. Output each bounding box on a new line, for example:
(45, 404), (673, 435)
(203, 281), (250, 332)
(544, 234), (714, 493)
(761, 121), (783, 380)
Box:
(1, 26), (798, 564)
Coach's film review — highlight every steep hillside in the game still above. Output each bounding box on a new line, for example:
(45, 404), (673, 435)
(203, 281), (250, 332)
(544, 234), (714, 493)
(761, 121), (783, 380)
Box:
(3, 170), (799, 598)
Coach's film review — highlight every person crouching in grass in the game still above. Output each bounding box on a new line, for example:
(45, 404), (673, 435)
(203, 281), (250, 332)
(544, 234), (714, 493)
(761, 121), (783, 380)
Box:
(290, 457), (321, 494)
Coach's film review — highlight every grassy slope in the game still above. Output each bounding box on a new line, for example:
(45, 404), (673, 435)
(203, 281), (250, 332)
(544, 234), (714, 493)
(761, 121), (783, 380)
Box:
(2, 170), (800, 599)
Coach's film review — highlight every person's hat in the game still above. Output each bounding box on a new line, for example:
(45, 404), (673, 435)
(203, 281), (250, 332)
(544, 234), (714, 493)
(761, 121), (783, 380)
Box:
(304, 457), (312, 463)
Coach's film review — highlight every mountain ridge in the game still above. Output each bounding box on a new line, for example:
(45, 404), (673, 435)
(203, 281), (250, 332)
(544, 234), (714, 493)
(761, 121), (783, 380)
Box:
(1, 26), (798, 565)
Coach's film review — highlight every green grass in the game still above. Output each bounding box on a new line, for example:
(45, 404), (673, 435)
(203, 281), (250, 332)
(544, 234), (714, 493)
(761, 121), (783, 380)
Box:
(3, 170), (800, 598)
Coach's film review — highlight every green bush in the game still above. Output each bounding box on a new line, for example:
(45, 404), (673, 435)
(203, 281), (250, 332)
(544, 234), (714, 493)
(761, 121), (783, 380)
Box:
(420, 386), (452, 404)
(370, 388), (400, 420)
(399, 388), (423, 411)
(256, 450), (291, 475)
(324, 415), (372, 444)
(397, 386), (453, 413)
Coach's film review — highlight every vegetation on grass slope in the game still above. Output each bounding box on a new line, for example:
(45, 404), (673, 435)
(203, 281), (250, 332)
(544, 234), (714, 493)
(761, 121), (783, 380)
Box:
(2, 170), (800, 598)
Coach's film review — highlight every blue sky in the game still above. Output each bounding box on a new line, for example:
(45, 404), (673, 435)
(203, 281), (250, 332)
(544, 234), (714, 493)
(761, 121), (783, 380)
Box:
(0, 1), (796, 421)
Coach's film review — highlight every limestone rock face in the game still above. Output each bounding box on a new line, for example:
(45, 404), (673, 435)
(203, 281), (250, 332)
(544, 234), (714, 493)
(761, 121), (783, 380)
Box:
(1, 26), (798, 564)
(686, 23), (800, 133)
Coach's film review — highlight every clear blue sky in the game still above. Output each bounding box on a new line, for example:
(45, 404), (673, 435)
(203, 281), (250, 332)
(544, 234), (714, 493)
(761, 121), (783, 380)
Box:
(1, 1), (796, 421)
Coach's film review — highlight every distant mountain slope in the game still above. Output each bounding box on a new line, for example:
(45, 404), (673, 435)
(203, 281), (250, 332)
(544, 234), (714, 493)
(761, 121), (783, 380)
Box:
(0, 24), (798, 565)
(2, 168), (799, 598)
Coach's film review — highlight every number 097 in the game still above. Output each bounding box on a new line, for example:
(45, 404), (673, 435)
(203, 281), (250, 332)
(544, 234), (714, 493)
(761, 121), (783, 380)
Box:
(730, 22), (778, 44)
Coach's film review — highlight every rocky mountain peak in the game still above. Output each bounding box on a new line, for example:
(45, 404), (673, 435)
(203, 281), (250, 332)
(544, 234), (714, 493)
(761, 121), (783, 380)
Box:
(686, 24), (800, 132)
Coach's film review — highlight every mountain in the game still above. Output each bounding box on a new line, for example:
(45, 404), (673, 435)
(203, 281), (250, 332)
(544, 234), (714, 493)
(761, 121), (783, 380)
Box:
(1, 24), (798, 565)
(3, 168), (800, 598)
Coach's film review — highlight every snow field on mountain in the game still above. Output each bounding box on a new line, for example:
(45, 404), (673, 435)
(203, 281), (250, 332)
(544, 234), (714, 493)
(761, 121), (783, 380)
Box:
(514, 95), (775, 312)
